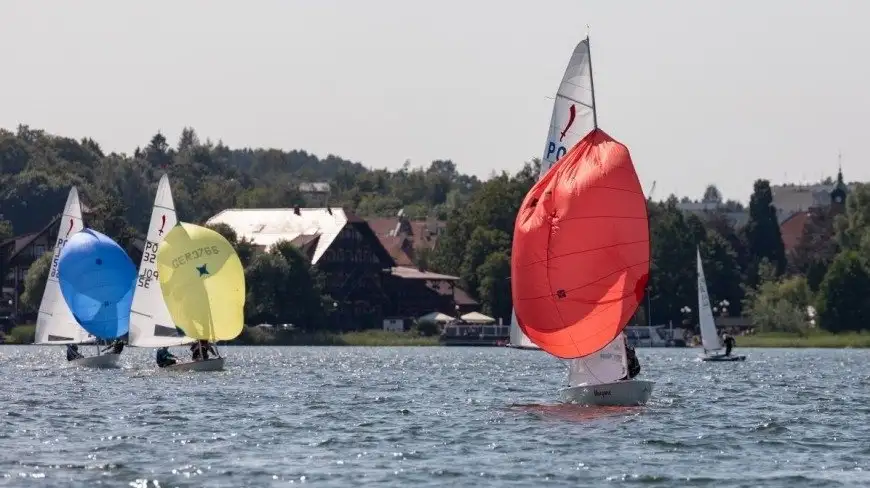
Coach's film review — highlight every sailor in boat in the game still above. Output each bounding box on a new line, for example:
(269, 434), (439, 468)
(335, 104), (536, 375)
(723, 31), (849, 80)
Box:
(191, 340), (217, 361)
(101, 339), (126, 355)
(620, 344), (641, 380)
(156, 347), (178, 368)
(723, 333), (736, 357)
(66, 344), (84, 361)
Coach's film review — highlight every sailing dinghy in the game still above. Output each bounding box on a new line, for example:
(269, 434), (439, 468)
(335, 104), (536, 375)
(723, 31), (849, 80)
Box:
(128, 175), (199, 370)
(31, 188), (115, 368)
(511, 36), (653, 406)
(57, 228), (137, 367)
(155, 222), (246, 371)
(697, 248), (746, 362)
(507, 36), (599, 351)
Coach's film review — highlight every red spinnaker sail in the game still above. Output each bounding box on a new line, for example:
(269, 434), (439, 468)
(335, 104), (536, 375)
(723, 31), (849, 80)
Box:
(511, 128), (650, 359)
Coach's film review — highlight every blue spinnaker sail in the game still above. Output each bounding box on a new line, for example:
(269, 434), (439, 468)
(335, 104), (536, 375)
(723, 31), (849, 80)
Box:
(58, 229), (137, 340)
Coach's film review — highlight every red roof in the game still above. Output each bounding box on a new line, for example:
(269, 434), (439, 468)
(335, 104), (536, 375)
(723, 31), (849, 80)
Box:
(780, 211), (810, 253)
(368, 217), (444, 268)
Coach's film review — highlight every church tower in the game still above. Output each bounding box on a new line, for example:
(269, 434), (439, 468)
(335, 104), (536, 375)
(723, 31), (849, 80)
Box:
(830, 159), (847, 211)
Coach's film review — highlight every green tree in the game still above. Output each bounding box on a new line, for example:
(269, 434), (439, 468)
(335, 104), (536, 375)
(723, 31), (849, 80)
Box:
(648, 199), (695, 324)
(743, 275), (810, 334)
(206, 222), (238, 246)
(699, 228), (744, 314)
(744, 179), (786, 286)
(459, 227), (510, 298)
(0, 219), (12, 243)
(476, 251), (511, 321)
(267, 241), (329, 330)
(702, 184), (723, 204)
(835, 183), (870, 251)
(790, 206), (840, 292)
(20, 252), (53, 312)
(816, 251), (870, 332)
(244, 251), (290, 325)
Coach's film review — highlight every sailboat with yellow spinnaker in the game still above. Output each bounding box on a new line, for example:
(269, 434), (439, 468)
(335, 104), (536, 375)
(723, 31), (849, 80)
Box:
(155, 222), (245, 371)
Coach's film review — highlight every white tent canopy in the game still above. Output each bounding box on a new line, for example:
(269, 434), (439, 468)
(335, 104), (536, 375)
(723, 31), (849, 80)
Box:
(461, 312), (495, 324)
(418, 312), (455, 324)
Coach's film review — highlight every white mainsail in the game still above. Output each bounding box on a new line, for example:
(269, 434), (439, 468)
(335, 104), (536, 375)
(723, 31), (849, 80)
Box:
(697, 248), (722, 352)
(128, 175), (194, 348)
(509, 37), (597, 349)
(567, 332), (629, 386)
(34, 188), (93, 344)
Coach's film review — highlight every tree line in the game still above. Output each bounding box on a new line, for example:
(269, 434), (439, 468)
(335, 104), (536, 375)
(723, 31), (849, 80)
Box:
(3, 125), (868, 332)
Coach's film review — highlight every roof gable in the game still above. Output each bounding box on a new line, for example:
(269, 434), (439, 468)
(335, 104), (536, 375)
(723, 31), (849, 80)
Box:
(206, 207), (347, 264)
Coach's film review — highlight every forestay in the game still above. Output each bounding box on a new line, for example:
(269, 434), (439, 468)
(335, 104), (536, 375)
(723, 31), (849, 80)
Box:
(129, 175), (194, 347)
(509, 37), (597, 349)
(34, 187), (94, 345)
(697, 248), (722, 352)
(567, 333), (628, 387)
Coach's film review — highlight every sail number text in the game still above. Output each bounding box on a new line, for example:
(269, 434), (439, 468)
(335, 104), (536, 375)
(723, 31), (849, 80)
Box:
(170, 246), (221, 268)
(137, 268), (158, 289)
(142, 240), (158, 264)
(49, 238), (68, 279)
(546, 141), (568, 162)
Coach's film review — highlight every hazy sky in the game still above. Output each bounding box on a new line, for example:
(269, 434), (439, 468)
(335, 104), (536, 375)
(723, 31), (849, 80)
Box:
(2, 0), (868, 202)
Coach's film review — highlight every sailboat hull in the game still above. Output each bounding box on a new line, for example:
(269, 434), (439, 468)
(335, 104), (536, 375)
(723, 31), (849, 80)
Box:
(69, 353), (122, 369)
(161, 357), (225, 372)
(559, 379), (654, 406)
(702, 354), (746, 362)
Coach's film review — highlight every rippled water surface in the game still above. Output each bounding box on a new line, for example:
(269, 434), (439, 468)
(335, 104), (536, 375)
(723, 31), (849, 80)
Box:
(1, 346), (869, 487)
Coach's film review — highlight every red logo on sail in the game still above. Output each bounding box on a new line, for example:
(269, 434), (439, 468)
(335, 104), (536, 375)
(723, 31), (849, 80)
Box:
(65, 218), (74, 236)
(158, 215), (166, 236)
(559, 105), (576, 142)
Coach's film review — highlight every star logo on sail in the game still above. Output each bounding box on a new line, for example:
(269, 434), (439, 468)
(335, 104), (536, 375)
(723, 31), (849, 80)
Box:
(196, 264), (209, 276)
(66, 218), (74, 236)
(158, 215), (166, 236)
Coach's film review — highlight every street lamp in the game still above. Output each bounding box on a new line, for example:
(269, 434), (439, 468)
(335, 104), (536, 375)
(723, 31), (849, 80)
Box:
(719, 299), (730, 317)
(680, 305), (693, 330)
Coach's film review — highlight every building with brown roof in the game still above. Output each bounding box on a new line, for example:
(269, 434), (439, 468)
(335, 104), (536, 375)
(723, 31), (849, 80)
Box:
(779, 169), (848, 256)
(207, 206), (475, 330)
(367, 210), (445, 267)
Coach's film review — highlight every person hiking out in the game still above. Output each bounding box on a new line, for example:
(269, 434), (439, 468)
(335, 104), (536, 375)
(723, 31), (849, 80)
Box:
(620, 344), (641, 380)
(191, 340), (217, 361)
(102, 340), (125, 355)
(723, 333), (736, 356)
(66, 344), (84, 361)
(156, 347), (177, 368)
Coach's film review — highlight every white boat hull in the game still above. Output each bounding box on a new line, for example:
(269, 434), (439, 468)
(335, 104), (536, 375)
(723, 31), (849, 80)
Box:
(161, 357), (225, 372)
(69, 353), (121, 369)
(559, 379), (654, 406)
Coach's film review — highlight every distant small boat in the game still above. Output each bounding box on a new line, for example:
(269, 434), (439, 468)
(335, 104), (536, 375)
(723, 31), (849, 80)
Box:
(57, 228), (138, 368)
(697, 248), (746, 362)
(32, 188), (109, 367)
(128, 175), (196, 368)
(511, 35), (653, 406)
(155, 222), (246, 371)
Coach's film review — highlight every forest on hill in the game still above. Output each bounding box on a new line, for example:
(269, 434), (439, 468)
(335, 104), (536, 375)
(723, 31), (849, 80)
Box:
(3, 125), (870, 333)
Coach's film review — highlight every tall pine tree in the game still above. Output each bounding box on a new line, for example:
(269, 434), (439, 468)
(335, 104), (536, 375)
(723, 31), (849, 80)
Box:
(744, 179), (786, 287)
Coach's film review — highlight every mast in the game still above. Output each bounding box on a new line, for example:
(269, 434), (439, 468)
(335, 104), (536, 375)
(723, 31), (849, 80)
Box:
(586, 34), (599, 130)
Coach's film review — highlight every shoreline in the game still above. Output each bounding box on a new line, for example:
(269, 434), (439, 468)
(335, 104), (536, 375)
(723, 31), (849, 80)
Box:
(6, 325), (870, 348)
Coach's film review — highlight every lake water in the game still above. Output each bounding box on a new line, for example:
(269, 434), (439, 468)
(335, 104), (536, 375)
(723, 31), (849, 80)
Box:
(0, 346), (868, 487)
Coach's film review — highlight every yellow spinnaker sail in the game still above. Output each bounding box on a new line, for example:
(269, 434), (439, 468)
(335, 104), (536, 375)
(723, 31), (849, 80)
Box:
(156, 223), (245, 341)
